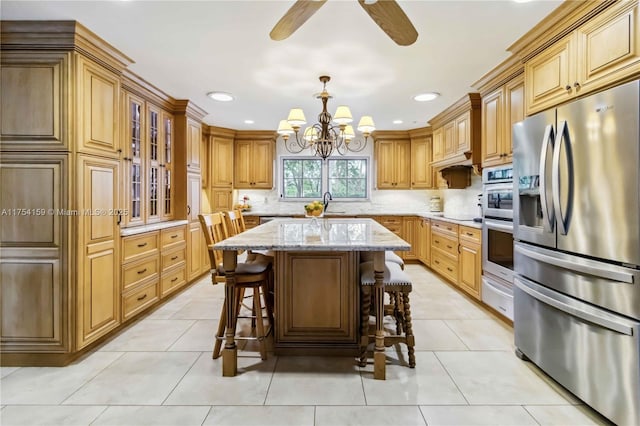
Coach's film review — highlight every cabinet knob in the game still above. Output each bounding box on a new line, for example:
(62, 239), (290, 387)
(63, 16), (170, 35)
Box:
(565, 85), (572, 91)
(574, 81), (580, 88)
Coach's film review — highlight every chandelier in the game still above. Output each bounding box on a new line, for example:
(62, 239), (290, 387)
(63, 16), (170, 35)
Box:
(276, 76), (375, 160)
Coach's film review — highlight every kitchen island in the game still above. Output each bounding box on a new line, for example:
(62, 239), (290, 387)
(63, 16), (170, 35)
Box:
(213, 218), (410, 379)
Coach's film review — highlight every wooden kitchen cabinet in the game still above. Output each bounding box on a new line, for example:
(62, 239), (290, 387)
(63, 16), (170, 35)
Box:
(160, 225), (187, 298)
(402, 216), (420, 261)
(76, 155), (121, 349)
(375, 137), (411, 189)
(474, 54), (524, 168)
(523, 1), (640, 115)
(234, 132), (276, 189)
(186, 118), (201, 171)
(409, 127), (433, 189)
(418, 217), (431, 265)
(207, 126), (235, 211)
(430, 219), (459, 284)
(429, 93), (481, 170)
(458, 225), (482, 300)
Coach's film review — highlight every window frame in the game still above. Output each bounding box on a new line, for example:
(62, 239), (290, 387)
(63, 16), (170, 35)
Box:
(279, 155), (371, 202)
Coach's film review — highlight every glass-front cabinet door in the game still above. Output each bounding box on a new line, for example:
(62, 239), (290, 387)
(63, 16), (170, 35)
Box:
(123, 93), (145, 227)
(147, 105), (161, 223)
(161, 110), (174, 220)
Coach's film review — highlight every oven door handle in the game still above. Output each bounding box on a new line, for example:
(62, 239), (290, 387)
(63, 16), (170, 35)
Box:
(539, 124), (555, 233)
(484, 219), (513, 233)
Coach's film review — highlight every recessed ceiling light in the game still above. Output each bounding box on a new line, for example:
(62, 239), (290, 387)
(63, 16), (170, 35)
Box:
(413, 92), (440, 102)
(393, 120), (403, 124)
(207, 91), (234, 102)
(244, 120), (254, 124)
(513, 0), (533, 2)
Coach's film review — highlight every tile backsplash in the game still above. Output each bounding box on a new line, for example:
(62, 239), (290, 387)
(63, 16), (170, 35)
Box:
(441, 174), (482, 219)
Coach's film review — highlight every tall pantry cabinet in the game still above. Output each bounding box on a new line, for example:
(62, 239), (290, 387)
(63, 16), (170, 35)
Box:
(0, 22), (131, 364)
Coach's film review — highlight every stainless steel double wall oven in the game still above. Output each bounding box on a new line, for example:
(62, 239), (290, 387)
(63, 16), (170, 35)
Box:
(481, 165), (515, 320)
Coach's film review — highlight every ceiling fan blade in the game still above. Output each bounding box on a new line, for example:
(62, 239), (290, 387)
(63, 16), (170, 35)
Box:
(357, 0), (418, 46)
(270, 0), (328, 41)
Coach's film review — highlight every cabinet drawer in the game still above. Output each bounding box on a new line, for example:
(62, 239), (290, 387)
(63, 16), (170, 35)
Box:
(162, 246), (186, 271)
(431, 231), (458, 259)
(431, 251), (458, 283)
(459, 225), (481, 244)
(431, 220), (458, 236)
(122, 232), (159, 263)
(244, 216), (260, 229)
(123, 256), (159, 291)
(161, 265), (187, 297)
(161, 226), (186, 249)
(123, 279), (159, 321)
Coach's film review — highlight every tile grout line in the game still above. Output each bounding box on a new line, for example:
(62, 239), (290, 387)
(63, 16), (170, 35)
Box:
(163, 319), (199, 352)
(159, 351), (203, 406)
(262, 354), (279, 406)
(432, 351), (471, 406)
(521, 405), (543, 426)
(58, 351), (127, 406)
(87, 404), (110, 426)
(441, 319), (471, 351)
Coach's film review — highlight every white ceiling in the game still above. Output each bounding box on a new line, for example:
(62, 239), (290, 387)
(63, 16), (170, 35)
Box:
(2, 0), (562, 131)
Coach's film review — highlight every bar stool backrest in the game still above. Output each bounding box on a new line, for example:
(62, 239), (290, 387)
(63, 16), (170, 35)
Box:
(198, 212), (228, 271)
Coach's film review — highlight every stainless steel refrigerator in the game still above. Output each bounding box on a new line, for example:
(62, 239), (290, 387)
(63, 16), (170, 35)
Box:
(513, 79), (640, 426)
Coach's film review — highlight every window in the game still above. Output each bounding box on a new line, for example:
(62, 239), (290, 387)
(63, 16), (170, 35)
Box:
(281, 157), (368, 200)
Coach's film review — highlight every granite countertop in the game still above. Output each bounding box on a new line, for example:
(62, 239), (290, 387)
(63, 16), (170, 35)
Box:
(243, 209), (482, 229)
(213, 218), (411, 252)
(120, 219), (189, 236)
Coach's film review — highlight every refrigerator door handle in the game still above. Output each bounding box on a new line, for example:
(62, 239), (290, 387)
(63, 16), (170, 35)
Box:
(515, 244), (634, 283)
(539, 124), (555, 232)
(515, 277), (634, 335)
(552, 120), (573, 235)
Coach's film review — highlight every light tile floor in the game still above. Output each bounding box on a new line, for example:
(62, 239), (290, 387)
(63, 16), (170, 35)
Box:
(0, 264), (612, 426)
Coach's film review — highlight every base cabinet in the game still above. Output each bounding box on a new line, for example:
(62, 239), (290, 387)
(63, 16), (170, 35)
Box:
(275, 251), (358, 353)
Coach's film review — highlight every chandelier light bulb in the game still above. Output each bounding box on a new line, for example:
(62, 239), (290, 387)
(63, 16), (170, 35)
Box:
(277, 119), (294, 136)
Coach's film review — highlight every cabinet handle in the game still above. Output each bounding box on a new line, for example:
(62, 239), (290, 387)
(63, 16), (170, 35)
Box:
(434, 260), (440, 265)
(171, 277), (178, 282)
(171, 256), (178, 261)
(435, 240), (440, 244)
(137, 242), (147, 248)
(137, 268), (147, 274)
(137, 294), (147, 301)
(447, 267), (454, 272)
(565, 84), (572, 91)
(171, 234), (178, 239)
(447, 245), (453, 249)
(466, 232), (473, 236)
(124, 157), (132, 161)
(458, 244), (462, 254)
(187, 205), (191, 215)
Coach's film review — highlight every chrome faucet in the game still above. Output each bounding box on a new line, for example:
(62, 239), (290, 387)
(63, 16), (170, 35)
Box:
(322, 191), (332, 212)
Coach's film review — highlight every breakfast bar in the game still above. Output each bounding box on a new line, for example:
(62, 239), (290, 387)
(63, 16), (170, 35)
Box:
(213, 218), (410, 379)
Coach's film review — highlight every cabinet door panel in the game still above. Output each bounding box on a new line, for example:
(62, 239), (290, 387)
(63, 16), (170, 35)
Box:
(525, 35), (574, 115)
(78, 57), (120, 157)
(234, 140), (252, 188)
(187, 119), (201, 170)
(482, 89), (503, 167)
(211, 188), (233, 212)
(505, 75), (524, 162)
(443, 122), (455, 156)
(1, 260), (65, 351)
(77, 156), (120, 349)
(432, 128), (444, 162)
(578, 2), (640, 94)
(395, 141), (412, 189)
(459, 243), (481, 300)
(455, 111), (471, 154)
(211, 137), (234, 187)
(251, 140), (274, 188)
(1, 52), (68, 150)
(188, 223), (203, 281)
(376, 140), (396, 188)
(411, 136), (432, 188)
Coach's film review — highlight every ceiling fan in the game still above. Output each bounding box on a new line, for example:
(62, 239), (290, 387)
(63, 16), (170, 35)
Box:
(269, 0), (418, 46)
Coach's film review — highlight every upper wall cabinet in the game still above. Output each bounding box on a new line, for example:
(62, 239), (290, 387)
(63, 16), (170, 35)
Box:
(509, 1), (640, 116)
(409, 127), (433, 189)
(473, 55), (525, 168)
(429, 93), (481, 170)
(234, 131), (276, 189)
(207, 126), (235, 212)
(1, 51), (70, 151)
(374, 132), (411, 189)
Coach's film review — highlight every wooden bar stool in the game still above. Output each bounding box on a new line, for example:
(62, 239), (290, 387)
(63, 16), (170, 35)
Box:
(199, 213), (273, 360)
(359, 260), (416, 368)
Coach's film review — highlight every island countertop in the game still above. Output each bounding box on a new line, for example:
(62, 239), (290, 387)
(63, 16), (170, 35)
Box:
(213, 218), (410, 252)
